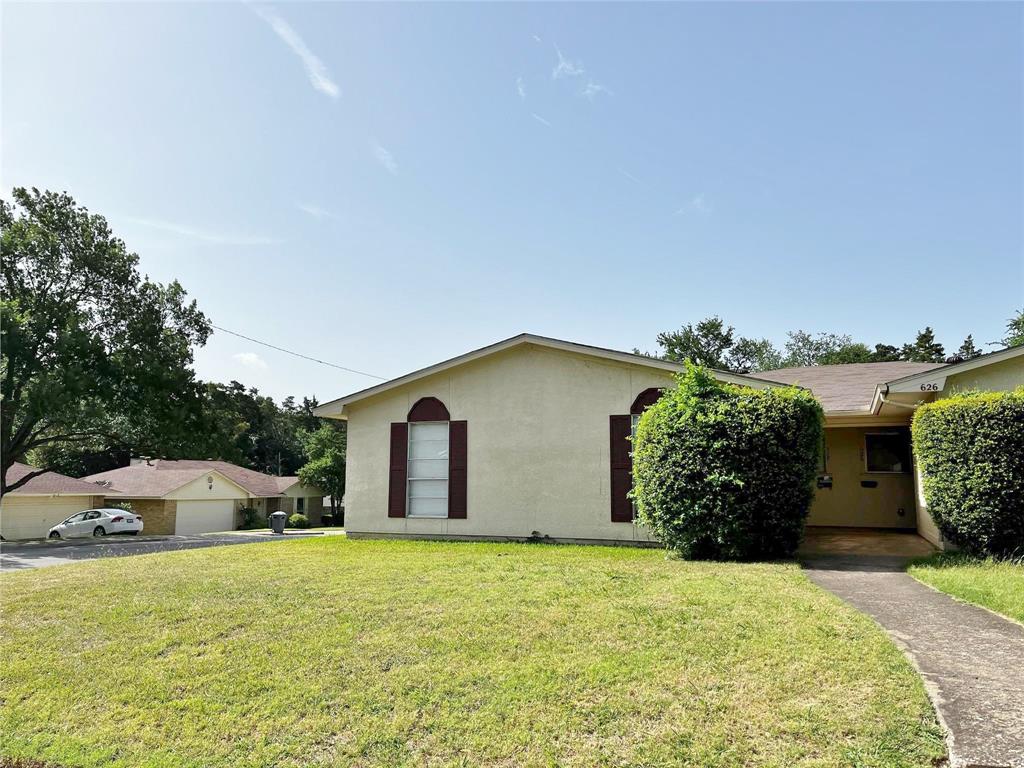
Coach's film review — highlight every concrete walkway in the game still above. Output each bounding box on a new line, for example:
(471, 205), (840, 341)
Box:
(804, 554), (1024, 768)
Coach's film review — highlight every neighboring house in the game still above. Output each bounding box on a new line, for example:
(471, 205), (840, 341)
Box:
(83, 460), (324, 535)
(1, 462), (114, 540)
(314, 333), (1024, 548)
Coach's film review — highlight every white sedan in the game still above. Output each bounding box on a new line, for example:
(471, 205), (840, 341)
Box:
(48, 509), (144, 539)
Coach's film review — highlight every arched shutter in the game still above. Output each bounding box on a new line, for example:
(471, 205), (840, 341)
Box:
(388, 422), (408, 518)
(609, 415), (633, 522)
(448, 421), (468, 519)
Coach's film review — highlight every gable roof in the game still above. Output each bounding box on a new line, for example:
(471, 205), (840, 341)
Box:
(756, 362), (946, 413)
(882, 343), (1024, 391)
(83, 460), (287, 498)
(314, 333), (785, 418)
(150, 460), (286, 497)
(4, 462), (117, 497)
(870, 343), (1024, 412)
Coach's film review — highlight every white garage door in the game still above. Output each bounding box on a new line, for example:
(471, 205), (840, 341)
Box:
(1, 496), (95, 540)
(174, 500), (236, 535)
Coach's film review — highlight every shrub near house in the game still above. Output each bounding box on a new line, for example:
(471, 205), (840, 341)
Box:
(632, 364), (824, 560)
(912, 388), (1024, 556)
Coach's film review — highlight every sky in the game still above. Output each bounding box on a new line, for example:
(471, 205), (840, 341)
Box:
(3, 1), (1022, 403)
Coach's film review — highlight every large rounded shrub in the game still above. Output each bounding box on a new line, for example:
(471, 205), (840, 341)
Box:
(912, 388), (1024, 556)
(632, 365), (823, 560)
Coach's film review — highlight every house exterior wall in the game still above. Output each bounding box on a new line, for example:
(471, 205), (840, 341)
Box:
(809, 426), (917, 529)
(165, 473), (249, 502)
(345, 344), (676, 542)
(943, 355), (1023, 394)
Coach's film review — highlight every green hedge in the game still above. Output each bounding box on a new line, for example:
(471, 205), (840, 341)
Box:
(632, 365), (823, 560)
(912, 389), (1024, 556)
(287, 513), (311, 529)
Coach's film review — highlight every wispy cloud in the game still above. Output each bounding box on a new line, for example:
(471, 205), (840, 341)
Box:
(617, 168), (642, 185)
(676, 193), (713, 217)
(296, 202), (337, 220)
(125, 216), (280, 245)
(531, 113), (552, 127)
(582, 80), (613, 100)
(532, 34), (542, 43)
(233, 351), (268, 370)
(516, 77), (526, 101)
(691, 193), (713, 216)
(552, 45), (585, 79)
(372, 141), (398, 175)
(252, 5), (340, 99)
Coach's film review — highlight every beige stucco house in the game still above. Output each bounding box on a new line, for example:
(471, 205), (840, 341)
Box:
(313, 334), (779, 544)
(83, 460), (324, 535)
(1, 462), (114, 540)
(316, 334), (1023, 548)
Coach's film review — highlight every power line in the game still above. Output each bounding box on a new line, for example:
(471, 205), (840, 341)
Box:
(212, 324), (387, 380)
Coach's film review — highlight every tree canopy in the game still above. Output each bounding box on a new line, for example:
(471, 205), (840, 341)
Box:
(1, 187), (211, 494)
(652, 314), (1018, 373)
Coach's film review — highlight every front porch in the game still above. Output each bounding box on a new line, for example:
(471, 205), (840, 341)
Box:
(800, 526), (936, 558)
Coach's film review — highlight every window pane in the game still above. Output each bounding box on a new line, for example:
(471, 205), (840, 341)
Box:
(409, 496), (448, 517)
(408, 421), (449, 516)
(410, 422), (448, 442)
(866, 431), (911, 473)
(409, 439), (449, 460)
(408, 479), (448, 498)
(409, 458), (448, 479)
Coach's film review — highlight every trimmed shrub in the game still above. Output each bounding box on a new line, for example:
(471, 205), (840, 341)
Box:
(287, 513), (311, 529)
(632, 364), (824, 560)
(912, 388), (1024, 556)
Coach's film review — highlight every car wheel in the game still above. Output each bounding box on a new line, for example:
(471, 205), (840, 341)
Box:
(93, 526), (106, 537)
(48, 531), (61, 540)
(128, 531), (139, 536)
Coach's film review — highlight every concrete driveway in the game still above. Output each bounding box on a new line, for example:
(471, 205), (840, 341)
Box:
(0, 531), (331, 572)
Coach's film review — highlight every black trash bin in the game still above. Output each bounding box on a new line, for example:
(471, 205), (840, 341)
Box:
(269, 510), (287, 535)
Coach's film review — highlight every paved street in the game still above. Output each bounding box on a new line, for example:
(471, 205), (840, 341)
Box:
(0, 531), (327, 572)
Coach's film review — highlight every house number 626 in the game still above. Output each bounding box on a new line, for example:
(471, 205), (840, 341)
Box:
(920, 383), (940, 392)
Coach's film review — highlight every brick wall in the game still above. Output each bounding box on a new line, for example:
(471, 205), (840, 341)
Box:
(109, 498), (177, 535)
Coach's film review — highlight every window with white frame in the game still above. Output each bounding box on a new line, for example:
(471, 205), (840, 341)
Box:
(296, 497), (305, 513)
(408, 422), (449, 518)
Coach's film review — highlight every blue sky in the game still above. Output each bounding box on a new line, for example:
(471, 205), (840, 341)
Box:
(3, 2), (1021, 402)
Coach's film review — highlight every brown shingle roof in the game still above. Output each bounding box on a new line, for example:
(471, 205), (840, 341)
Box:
(754, 362), (947, 413)
(82, 460), (288, 498)
(5, 462), (116, 496)
(154, 460), (285, 497)
(273, 476), (300, 493)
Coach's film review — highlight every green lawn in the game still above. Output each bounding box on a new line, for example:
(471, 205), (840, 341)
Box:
(1, 539), (943, 767)
(909, 552), (1024, 624)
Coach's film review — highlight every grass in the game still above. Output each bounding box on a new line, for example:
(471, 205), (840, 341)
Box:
(908, 552), (1024, 624)
(1, 538), (943, 767)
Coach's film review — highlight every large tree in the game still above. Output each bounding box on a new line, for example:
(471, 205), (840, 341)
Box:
(656, 316), (736, 369)
(298, 424), (346, 520)
(900, 327), (946, 363)
(1000, 309), (1024, 348)
(1, 187), (211, 495)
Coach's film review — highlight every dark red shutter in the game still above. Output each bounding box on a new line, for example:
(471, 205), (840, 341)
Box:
(448, 420), (468, 519)
(388, 423), (408, 518)
(609, 415), (633, 522)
